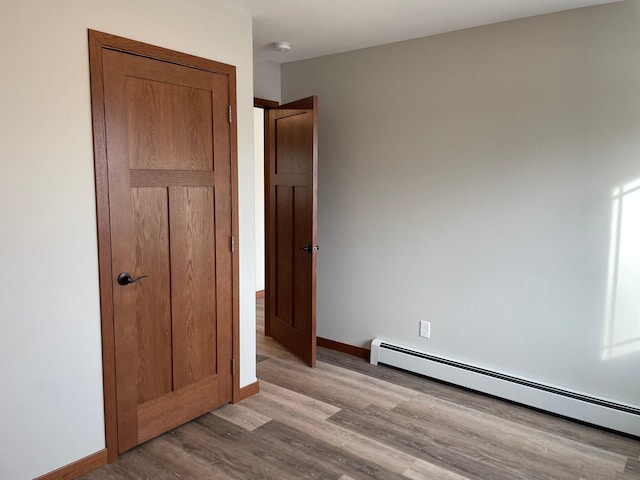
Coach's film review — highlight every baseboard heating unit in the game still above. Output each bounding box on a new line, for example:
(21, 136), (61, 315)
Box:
(370, 339), (640, 437)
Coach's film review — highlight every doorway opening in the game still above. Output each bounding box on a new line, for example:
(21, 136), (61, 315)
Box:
(253, 97), (319, 367)
(254, 105), (266, 299)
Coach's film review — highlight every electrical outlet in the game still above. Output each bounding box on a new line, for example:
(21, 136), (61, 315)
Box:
(419, 320), (431, 339)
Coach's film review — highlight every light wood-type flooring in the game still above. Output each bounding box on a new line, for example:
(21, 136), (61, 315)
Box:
(80, 299), (640, 479)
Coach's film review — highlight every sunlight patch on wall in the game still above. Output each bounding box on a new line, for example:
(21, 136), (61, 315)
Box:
(603, 177), (640, 360)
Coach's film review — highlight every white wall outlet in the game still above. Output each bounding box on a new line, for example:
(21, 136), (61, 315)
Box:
(419, 320), (431, 339)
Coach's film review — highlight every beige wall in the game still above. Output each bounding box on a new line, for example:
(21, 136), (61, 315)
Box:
(282, 1), (640, 407)
(0, 1), (255, 478)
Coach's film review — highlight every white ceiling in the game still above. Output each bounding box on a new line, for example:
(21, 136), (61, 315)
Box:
(224, 0), (620, 64)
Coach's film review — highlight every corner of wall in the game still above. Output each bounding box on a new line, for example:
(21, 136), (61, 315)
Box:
(253, 55), (281, 103)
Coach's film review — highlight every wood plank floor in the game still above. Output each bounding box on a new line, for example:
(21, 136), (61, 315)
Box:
(80, 299), (640, 479)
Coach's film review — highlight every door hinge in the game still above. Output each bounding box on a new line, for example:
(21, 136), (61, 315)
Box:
(231, 235), (235, 253)
(228, 105), (233, 124)
(232, 358), (236, 375)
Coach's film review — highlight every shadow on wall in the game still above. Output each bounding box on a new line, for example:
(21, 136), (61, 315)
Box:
(603, 176), (640, 360)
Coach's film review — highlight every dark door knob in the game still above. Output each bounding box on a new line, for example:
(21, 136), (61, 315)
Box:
(298, 244), (319, 253)
(117, 272), (148, 286)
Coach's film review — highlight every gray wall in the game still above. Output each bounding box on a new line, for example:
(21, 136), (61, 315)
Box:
(282, 0), (640, 406)
(254, 56), (281, 102)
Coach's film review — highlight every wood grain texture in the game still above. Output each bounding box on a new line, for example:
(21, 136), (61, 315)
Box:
(211, 402), (270, 431)
(34, 450), (107, 480)
(403, 459), (472, 480)
(77, 298), (640, 480)
(627, 458), (640, 474)
(239, 385), (416, 474)
(103, 46), (141, 452)
(274, 112), (312, 175)
(620, 460), (640, 479)
(257, 355), (417, 411)
(292, 186), (311, 334)
(257, 358), (373, 411)
(89, 29), (239, 457)
(130, 169), (216, 187)
(318, 346), (640, 458)
(170, 186), (217, 388)
(227, 418), (402, 480)
(126, 78), (213, 170)
(274, 185), (293, 323)
(88, 29), (119, 463)
(266, 97), (318, 367)
(131, 187), (171, 404)
(137, 377), (222, 445)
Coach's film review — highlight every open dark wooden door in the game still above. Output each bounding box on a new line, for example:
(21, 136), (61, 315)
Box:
(90, 31), (238, 455)
(265, 97), (318, 367)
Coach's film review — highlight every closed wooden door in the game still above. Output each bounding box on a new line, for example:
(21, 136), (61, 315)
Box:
(266, 97), (318, 367)
(90, 32), (237, 454)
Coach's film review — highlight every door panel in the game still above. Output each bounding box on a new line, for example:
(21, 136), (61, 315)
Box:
(170, 186), (218, 389)
(126, 78), (214, 170)
(275, 113), (313, 175)
(131, 187), (172, 404)
(292, 186), (312, 334)
(266, 97), (318, 367)
(100, 46), (234, 453)
(275, 185), (293, 323)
